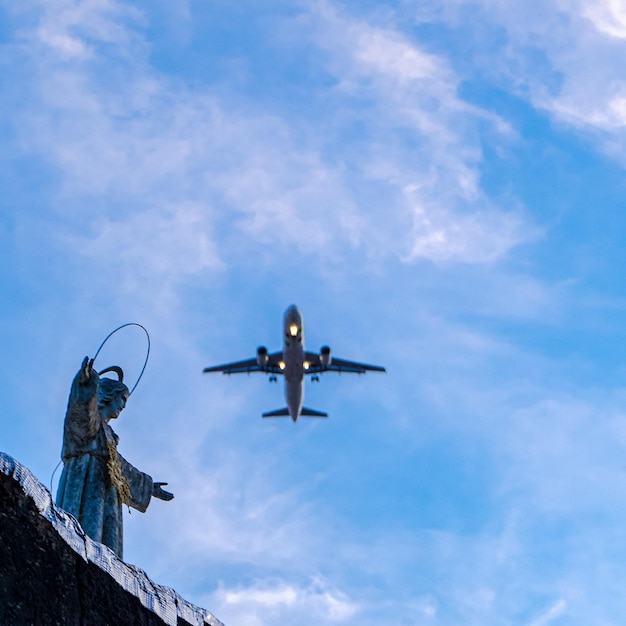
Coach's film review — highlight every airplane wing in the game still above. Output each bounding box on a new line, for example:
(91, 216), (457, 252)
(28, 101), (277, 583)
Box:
(304, 351), (386, 375)
(203, 352), (284, 375)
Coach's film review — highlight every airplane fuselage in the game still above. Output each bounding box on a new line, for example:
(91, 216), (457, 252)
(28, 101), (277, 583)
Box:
(282, 304), (305, 422)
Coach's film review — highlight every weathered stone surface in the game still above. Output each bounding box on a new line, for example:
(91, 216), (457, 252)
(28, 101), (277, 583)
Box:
(0, 453), (224, 626)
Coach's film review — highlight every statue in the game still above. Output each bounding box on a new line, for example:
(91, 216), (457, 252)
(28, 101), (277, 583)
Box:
(56, 357), (173, 559)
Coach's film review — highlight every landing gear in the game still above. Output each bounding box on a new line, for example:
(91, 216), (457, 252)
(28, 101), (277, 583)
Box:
(311, 375), (320, 383)
(269, 375), (277, 383)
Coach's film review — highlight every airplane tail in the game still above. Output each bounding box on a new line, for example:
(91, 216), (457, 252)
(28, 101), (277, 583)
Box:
(301, 407), (328, 418)
(261, 406), (328, 418)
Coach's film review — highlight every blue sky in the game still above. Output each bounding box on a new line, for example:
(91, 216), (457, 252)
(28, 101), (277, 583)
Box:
(3, 0), (626, 624)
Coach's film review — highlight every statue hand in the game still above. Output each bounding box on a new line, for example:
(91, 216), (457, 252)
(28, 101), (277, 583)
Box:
(153, 482), (174, 501)
(79, 356), (97, 386)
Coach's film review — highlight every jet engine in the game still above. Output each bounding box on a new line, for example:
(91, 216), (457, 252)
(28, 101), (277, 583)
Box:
(319, 345), (332, 367)
(257, 346), (269, 367)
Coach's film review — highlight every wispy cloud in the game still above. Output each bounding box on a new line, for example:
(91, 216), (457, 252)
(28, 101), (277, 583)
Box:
(4, 0), (538, 285)
(30, 0), (144, 61)
(404, 199), (531, 263)
(306, 0), (536, 264)
(69, 203), (224, 310)
(7, 0), (367, 272)
(497, 394), (626, 515)
(526, 598), (567, 626)
(423, 0), (626, 156)
(582, 0), (626, 40)
(209, 577), (358, 625)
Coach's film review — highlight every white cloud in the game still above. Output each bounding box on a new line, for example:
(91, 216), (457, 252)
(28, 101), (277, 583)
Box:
(425, 0), (626, 156)
(209, 578), (359, 625)
(583, 0), (626, 39)
(405, 201), (531, 264)
(347, 18), (447, 86)
(32, 0), (144, 60)
(69, 203), (224, 308)
(307, 0), (536, 264)
(9, 0), (537, 277)
(3, 3), (372, 296)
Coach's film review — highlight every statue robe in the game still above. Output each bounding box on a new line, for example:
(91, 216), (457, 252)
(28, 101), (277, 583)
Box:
(55, 369), (153, 560)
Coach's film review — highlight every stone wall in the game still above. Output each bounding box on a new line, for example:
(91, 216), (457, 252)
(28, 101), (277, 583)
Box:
(0, 453), (224, 626)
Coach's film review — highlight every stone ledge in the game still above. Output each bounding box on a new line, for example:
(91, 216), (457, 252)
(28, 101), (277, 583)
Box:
(0, 452), (224, 626)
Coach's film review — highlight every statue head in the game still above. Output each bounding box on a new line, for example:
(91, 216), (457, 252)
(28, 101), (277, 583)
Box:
(98, 377), (130, 422)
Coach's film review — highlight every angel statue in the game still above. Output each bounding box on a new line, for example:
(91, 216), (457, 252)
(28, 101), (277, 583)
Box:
(56, 357), (173, 559)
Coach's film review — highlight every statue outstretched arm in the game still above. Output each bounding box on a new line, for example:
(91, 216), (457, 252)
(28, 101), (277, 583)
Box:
(118, 455), (174, 510)
(153, 482), (174, 501)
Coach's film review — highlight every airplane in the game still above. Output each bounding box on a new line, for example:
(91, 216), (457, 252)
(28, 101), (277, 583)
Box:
(203, 304), (385, 422)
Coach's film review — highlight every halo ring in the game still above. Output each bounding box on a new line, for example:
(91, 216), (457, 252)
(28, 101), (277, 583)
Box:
(92, 323), (151, 396)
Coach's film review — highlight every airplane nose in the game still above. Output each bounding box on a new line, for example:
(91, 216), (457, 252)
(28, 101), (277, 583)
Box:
(285, 305), (300, 320)
(284, 305), (302, 334)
